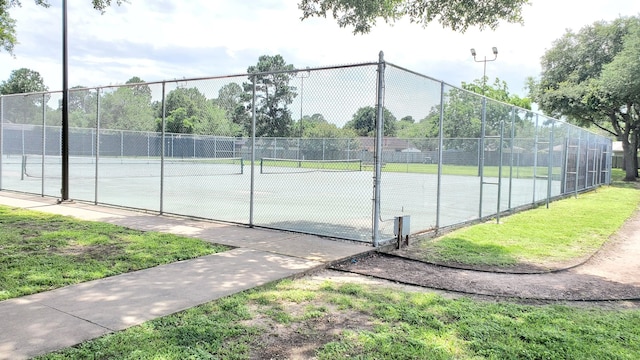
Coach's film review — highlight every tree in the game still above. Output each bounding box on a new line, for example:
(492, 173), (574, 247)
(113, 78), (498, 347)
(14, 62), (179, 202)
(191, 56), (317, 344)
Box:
(462, 77), (531, 110)
(531, 16), (640, 181)
(214, 82), (248, 131)
(98, 77), (155, 131)
(298, 0), (529, 34)
(0, 68), (49, 124)
(0, 0), (123, 54)
(157, 86), (240, 136)
(68, 85), (97, 128)
(242, 55), (298, 137)
(0, 67), (48, 94)
(462, 77), (533, 137)
(344, 106), (397, 137)
(125, 76), (152, 99)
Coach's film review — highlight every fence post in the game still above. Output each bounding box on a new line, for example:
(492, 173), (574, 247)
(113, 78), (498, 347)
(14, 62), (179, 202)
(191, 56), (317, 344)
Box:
(478, 97), (487, 219)
(95, 88), (101, 205)
(508, 106), (516, 210)
(41, 93), (46, 196)
(547, 121), (554, 208)
(250, 75), (257, 227)
(0, 96), (3, 190)
(373, 51), (385, 247)
(496, 120), (505, 223)
(160, 82), (166, 214)
(532, 114), (539, 204)
(436, 82), (445, 230)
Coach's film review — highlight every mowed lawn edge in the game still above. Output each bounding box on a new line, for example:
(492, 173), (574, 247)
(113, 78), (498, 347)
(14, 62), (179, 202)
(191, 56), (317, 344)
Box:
(0, 205), (230, 301)
(413, 171), (640, 267)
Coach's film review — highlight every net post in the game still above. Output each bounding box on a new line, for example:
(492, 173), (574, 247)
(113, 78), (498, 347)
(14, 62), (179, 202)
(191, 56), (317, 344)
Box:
(21, 155), (26, 180)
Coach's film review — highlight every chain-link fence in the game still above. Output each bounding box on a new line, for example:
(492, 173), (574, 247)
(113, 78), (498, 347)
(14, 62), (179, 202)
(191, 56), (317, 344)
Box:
(0, 54), (612, 245)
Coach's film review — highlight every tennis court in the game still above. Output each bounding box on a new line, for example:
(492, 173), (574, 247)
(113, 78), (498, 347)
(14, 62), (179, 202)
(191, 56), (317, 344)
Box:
(0, 60), (611, 245)
(1, 154), (561, 242)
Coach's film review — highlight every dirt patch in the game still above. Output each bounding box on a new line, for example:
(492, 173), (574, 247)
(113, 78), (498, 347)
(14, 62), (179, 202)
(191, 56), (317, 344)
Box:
(330, 208), (640, 305)
(242, 302), (374, 359)
(53, 243), (123, 259)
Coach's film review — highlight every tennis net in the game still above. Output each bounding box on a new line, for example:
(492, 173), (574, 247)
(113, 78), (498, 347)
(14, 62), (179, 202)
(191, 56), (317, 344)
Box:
(22, 155), (244, 179)
(260, 158), (362, 174)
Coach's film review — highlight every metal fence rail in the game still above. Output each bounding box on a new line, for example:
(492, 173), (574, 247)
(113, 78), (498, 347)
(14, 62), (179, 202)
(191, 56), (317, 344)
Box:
(0, 54), (612, 245)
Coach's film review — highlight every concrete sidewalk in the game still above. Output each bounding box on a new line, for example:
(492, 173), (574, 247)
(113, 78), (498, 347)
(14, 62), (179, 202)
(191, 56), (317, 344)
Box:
(0, 192), (372, 359)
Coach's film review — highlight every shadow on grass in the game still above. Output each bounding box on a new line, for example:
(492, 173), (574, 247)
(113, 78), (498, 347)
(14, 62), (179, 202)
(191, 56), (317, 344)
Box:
(610, 169), (640, 189)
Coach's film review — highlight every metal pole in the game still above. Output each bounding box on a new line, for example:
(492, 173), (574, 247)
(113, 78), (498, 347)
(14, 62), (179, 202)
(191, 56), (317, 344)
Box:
(372, 51), (385, 247)
(532, 114), (539, 204)
(585, 132), (590, 188)
(436, 82), (445, 229)
(508, 106), (515, 210)
(478, 97), (487, 218)
(160, 82), (166, 213)
(61, 0), (70, 201)
(0, 96), (3, 190)
(94, 88), (101, 204)
(496, 120), (504, 223)
(41, 93), (46, 196)
(249, 76), (257, 227)
(575, 131), (581, 197)
(298, 68), (309, 137)
(482, 58), (487, 95)
(547, 121), (554, 208)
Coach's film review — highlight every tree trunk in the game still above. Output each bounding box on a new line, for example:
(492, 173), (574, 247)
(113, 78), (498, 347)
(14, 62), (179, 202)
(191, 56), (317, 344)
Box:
(634, 131), (640, 178)
(622, 140), (637, 181)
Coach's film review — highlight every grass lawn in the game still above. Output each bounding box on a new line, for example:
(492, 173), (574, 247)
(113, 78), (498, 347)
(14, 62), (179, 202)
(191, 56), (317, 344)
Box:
(0, 206), (229, 300)
(410, 169), (640, 267)
(37, 276), (640, 359)
(6, 170), (640, 359)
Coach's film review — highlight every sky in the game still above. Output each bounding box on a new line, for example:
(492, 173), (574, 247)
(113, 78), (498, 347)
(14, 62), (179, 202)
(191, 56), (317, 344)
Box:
(1, 0), (639, 101)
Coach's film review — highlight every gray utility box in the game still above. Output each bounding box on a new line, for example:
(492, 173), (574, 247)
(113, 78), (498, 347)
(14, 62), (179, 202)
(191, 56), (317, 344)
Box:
(394, 215), (410, 237)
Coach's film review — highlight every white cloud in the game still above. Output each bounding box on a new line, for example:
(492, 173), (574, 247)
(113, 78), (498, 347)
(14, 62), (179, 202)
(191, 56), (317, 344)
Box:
(1, 0), (639, 99)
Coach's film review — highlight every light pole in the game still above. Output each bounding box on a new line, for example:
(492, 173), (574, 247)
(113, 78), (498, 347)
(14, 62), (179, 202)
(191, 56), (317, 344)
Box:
(297, 67), (310, 137)
(470, 47), (498, 95)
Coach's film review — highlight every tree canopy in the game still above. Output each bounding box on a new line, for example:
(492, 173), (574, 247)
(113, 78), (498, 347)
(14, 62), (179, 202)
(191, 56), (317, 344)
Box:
(531, 16), (640, 180)
(395, 77), (532, 145)
(462, 77), (531, 110)
(156, 86), (240, 135)
(345, 106), (397, 137)
(0, 0), (123, 54)
(298, 0), (529, 34)
(0, 67), (48, 94)
(242, 55), (298, 137)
